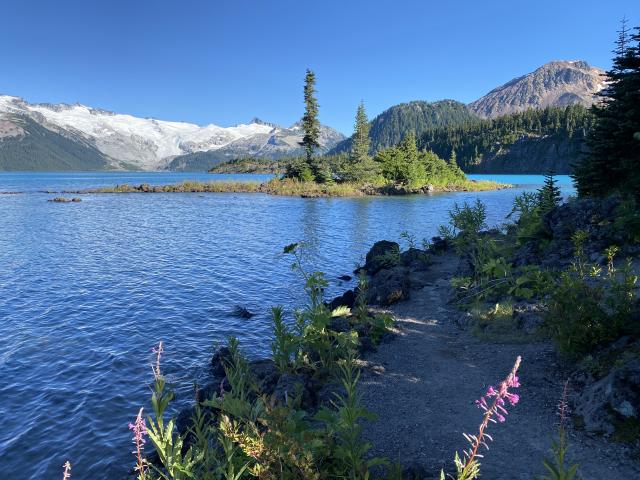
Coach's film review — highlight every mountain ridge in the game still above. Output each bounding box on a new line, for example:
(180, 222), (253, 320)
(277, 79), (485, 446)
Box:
(0, 95), (344, 171)
(0, 60), (606, 172)
(468, 60), (605, 118)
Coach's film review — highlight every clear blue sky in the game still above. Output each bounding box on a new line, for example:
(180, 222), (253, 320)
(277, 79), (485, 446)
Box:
(1, 0), (637, 134)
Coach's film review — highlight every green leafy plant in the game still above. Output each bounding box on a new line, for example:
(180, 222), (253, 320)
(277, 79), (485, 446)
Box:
(146, 343), (200, 480)
(316, 350), (384, 479)
(271, 306), (297, 373)
(546, 244), (638, 357)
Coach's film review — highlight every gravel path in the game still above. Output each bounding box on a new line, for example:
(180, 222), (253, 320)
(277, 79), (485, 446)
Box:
(359, 253), (639, 479)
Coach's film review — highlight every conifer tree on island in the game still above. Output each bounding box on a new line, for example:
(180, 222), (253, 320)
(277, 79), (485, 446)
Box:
(342, 101), (378, 182)
(573, 20), (640, 197)
(351, 101), (371, 161)
(300, 69), (324, 182)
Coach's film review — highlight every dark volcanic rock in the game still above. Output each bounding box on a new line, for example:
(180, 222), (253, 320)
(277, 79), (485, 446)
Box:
(232, 305), (254, 319)
(316, 381), (347, 407)
(328, 289), (356, 311)
(574, 358), (640, 436)
(429, 236), (450, 254)
(544, 197), (623, 258)
(211, 346), (232, 377)
(363, 240), (401, 275)
(369, 266), (410, 306)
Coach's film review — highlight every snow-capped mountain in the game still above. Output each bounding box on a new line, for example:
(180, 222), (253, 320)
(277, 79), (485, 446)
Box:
(0, 95), (345, 171)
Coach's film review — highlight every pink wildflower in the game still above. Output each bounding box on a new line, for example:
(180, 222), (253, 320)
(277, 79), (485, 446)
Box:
(129, 407), (147, 478)
(463, 356), (522, 472)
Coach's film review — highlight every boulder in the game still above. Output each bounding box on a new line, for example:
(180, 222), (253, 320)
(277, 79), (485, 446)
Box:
(328, 289), (356, 311)
(211, 347), (232, 377)
(369, 266), (410, 305)
(512, 241), (540, 267)
(363, 240), (401, 275)
(401, 248), (430, 272)
(543, 197), (625, 260)
(196, 380), (226, 402)
(574, 358), (640, 436)
(315, 381), (347, 407)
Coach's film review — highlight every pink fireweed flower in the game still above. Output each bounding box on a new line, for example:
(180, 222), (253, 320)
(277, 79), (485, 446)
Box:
(62, 461), (71, 480)
(462, 356), (522, 473)
(129, 407), (147, 478)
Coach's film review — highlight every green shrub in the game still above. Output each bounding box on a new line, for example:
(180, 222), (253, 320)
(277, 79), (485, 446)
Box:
(507, 192), (547, 244)
(438, 198), (487, 254)
(546, 249), (637, 358)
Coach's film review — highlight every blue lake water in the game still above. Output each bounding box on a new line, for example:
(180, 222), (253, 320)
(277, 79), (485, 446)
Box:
(0, 172), (574, 479)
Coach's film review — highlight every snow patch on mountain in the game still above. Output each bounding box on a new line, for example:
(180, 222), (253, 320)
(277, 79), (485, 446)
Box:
(0, 95), (344, 170)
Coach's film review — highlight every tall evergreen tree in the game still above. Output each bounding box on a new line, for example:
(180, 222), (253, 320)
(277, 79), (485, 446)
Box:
(300, 69), (323, 181)
(448, 148), (457, 167)
(573, 20), (640, 197)
(351, 101), (371, 161)
(538, 171), (562, 214)
(342, 101), (378, 182)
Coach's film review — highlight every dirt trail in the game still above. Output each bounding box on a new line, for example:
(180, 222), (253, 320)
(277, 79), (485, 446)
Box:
(359, 253), (639, 479)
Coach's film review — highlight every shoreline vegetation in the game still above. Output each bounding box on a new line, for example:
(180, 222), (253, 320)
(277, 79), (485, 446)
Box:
(63, 177), (509, 198)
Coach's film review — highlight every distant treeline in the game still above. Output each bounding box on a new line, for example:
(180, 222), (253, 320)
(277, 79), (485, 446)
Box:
(418, 105), (594, 169)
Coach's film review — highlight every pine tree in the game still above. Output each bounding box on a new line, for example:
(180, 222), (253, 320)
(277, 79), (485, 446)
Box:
(448, 148), (457, 167)
(400, 132), (419, 164)
(343, 101), (378, 182)
(573, 20), (640, 197)
(538, 171), (562, 214)
(351, 101), (371, 162)
(300, 69), (323, 181)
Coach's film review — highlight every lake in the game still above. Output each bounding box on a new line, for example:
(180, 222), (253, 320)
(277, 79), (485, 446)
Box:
(0, 172), (574, 479)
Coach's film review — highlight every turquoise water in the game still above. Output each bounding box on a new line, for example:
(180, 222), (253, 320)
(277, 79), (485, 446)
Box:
(0, 173), (574, 479)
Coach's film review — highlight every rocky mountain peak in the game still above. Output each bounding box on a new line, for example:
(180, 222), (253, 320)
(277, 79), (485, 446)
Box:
(468, 60), (606, 119)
